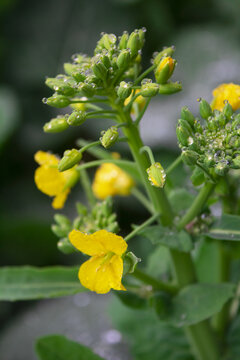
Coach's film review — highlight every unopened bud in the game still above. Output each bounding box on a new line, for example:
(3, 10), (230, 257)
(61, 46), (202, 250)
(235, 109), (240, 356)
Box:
(102, 33), (117, 50)
(127, 31), (140, 58)
(198, 99), (212, 120)
(67, 111), (87, 126)
(119, 31), (129, 49)
(117, 81), (132, 99)
(43, 117), (69, 133)
(176, 125), (191, 147)
(181, 106), (195, 127)
(58, 149), (82, 171)
(92, 61), (108, 81)
(191, 166), (205, 186)
(57, 238), (76, 255)
(147, 162), (166, 188)
(178, 119), (193, 134)
(117, 49), (131, 69)
(141, 82), (159, 97)
(223, 101), (233, 120)
(153, 46), (175, 66)
(100, 127), (119, 148)
(64, 63), (78, 76)
(45, 77), (75, 96)
(215, 160), (229, 176)
(155, 56), (176, 84)
(43, 95), (70, 108)
(78, 83), (95, 97)
(232, 155), (240, 169)
(158, 82), (182, 95)
(181, 149), (198, 166)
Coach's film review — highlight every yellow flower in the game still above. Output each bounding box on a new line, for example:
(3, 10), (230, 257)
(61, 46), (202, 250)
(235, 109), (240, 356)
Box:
(92, 163), (134, 200)
(211, 83), (240, 111)
(124, 89), (146, 116)
(34, 151), (78, 209)
(69, 229), (127, 294)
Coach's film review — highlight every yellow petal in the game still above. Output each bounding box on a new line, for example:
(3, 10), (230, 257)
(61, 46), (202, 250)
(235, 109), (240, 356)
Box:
(34, 166), (66, 196)
(78, 254), (125, 294)
(52, 189), (70, 209)
(34, 151), (59, 166)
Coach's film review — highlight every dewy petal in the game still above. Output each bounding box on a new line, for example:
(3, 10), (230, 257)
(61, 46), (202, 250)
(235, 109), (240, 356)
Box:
(78, 254), (125, 294)
(34, 166), (66, 196)
(69, 229), (127, 256)
(34, 151), (59, 166)
(52, 189), (70, 209)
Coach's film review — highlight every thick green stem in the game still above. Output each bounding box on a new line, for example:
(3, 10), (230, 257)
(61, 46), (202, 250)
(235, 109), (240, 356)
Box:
(132, 268), (177, 294)
(79, 168), (96, 207)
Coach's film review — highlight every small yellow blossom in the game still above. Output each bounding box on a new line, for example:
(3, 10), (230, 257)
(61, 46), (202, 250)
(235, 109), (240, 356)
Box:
(156, 56), (175, 74)
(124, 89), (146, 116)
(34, 151), (78, 209)
(211, 83), (240, 111)
(69, 229), (127, 294)
(92, 163), (134, 200)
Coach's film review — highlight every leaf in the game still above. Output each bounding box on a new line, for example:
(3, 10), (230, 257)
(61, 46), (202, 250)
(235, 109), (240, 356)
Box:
(223, 313), (240, 359)
(139, 225), (193, 253)
(0, 266), (85, 301)
(195, 239), (222, 283)
(165, 283), (235, 327)
(207, 214), (240, 241)
(35, 335), (105, 360)
(169, 189), (195, 214)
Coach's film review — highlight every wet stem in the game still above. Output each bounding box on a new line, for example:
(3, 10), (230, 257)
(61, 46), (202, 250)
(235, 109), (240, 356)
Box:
(109, 94), (220, 360)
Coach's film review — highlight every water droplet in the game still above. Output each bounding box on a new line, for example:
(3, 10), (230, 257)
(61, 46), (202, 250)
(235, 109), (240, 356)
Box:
(42, 98), (48, 104)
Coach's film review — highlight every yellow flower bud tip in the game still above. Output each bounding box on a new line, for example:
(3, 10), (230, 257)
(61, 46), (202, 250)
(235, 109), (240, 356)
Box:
(68, 229), (128, 294)
(124, 89), (146, 115)
(147, 163), (166, 188)
(92, 163), (134, 200)
(34, 151), (77, 209)
(211, 83), (240, 111)
(157, 56), (175, 73)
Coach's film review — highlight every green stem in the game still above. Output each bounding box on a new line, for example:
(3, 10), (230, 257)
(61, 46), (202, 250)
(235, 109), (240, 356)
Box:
(131, 187), (153, 213)
(77, 159), (135, 171)
(124, 213), (160, 242)
(87, 110), (117, 116)
(79, 168), (96, 207)
(132, 268), (177, 294)
(79, 140), (101, 154)
(166, 155), (182, 175)
(140, 145), (155, 164)
(70, 98), (108, 103)
(135, 98), (151, 126)
(133, 64), (156, 85)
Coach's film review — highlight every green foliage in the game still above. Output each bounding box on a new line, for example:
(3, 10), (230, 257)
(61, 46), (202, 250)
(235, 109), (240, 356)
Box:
(0, 266), (85, 301)
(207, 214), (240, 241)
(35, 335), (104, 360)
(169, 188), (195, 215)
(140, 225), (193, 252)
(224, 313), (240, 360)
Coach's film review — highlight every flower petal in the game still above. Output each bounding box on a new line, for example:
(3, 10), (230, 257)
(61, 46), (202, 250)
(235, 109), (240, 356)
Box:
(34, 166), (65, 196)
(34, 151), (59, 166)
(78, 255), (125, 294)
(52, 189), (70, 209)
(91, 230), (127, 255)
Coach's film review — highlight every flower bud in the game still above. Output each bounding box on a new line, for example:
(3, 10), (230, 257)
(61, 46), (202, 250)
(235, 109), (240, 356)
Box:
(67, 111), (87, 126)
(45, 77), (76, 96)
(155, 56), (176, 84)
(71, 71), (86, 82)
(117, 81), (132, 100)
(215, 160), (229, 176)
(78, 82), (95, 97)
(127, 31), (141, 57)
(64, 63), (79, 75)
(181, 106), (195, 127)
(57, 238), (76, 255)
(140, 82), (159, 97)
(147, 162), (166, 188)
(181, 149), (198, 166)
(43, 117), (69, 133)
(119, 31), (129, 49)
(138, 27), (146, 48)
(191, 166), (205, 186)
(222, 101), (233, 120)
(92, 61), (108, 81)
(198, 99), (212, 120)
(54, 214), (71, 228)
(117, 49), (131, 69)
(43, 95), (71, 108)
(178, 119), (193, 135)
(158, 82), (182, 95)
(176, 125), (191, 147)
(232, 115), (240, 131)
(153, 46), (175, 66)
(100, 127), (119, 149)
(102, 33), (117, 50)
(58, 149), (82, 172)
(232, 155), (240, 169)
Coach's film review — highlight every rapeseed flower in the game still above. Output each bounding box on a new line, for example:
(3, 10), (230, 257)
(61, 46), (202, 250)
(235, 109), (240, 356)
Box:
(92, 163), (134, 199)
(69, 229), (127, 294)
(34, 151), (78, 209)
(125, 89), (146, 116)
(212, 83), (240, 111)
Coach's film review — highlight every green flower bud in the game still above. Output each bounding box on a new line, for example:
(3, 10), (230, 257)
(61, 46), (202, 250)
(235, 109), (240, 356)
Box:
(155, 56), (176, 84)
(138, 27), (146, 48)
(232, 155), (240, 169)
(43, 117), (69, 133)
(198, 98), (212, 120)
(117, 81), (132, 100)
(64, 63), (78, 76)
(43, 95), (70, 108)
(176, 125), (191, 147)
(117, 49), (131, 69)
(78, 82), (95, 97)
(191, 166), (205, 186)
(67, 111), (87, 126)
(45, 77), (76, 96)
(140, 82), (159, 97)
(178, 119), (193, 135)
(232, 115), (240, 131)
(223, 101), (233, 120)
(57, 237), (76, 255)
(204, 152), (215, 167)
(54, 214), (71, 228)
(92, 61), (108, 81)
(100, 126), (119, 148)
(64, 169), (80, 190)
(181, 106), (195, 127)
(58, 149), (82, 172)
(102, 33), (117, 50)
(215, 160), (229, 176)
(51, 225), (66, 238)
(147, 162), (166, 188)
(181, 149), (198, 166)
(119, 31), (129, 49)
(158, 82), (182, 95)
(127, 31), (141, 57)
(71, 71), (86, 82)
(76, 202), (88, 216)
(215, 112), (227, 128)
(153, 46), (175, 66)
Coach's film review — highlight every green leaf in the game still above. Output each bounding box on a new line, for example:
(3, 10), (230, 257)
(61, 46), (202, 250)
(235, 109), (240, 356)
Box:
(35, 335), (105, 360)
(166, 283), (235, 327)
(169, 188), (195, 214)
(207, 214), (240, 241)
(0, 266), (85, 301)
(195, 239), (222, 283)
(224, 313), (240, 359)
(139, 225), (193, 253)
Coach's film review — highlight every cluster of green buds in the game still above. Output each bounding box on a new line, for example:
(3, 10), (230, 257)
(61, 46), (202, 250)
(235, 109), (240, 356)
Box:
(176, 99), (240, 179)
(52, 197), (119, 254)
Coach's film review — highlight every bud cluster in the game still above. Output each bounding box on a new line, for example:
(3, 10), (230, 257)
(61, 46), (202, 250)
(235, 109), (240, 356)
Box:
(176, 99), (240, 177)
(52, 197), (119, 254)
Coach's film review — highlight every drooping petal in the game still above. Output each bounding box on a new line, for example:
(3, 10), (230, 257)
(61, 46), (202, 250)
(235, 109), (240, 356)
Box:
(52, 189), (70, 209)
(34, 151), (59, 166)
(91, 230), (127, 255)
(78, 254), (125, 294)
(34, 166), (65, 196)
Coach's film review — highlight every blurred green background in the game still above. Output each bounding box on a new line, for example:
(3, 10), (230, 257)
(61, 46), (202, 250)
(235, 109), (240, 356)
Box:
(1, 0), (240, 358)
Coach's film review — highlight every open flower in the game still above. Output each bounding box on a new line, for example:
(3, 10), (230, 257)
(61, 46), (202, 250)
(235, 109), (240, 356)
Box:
(92, 163), (134, 200)
(34, 151), (78, 209)
(69, 229), (127, 294)
(212, 83), (240, 111)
